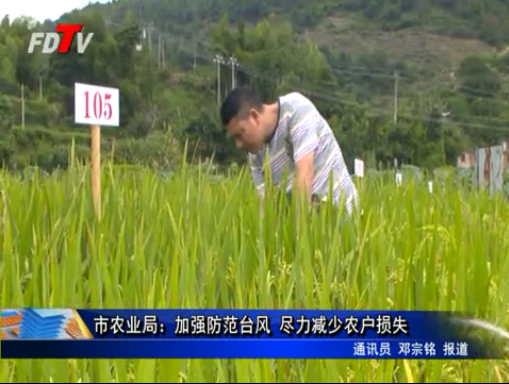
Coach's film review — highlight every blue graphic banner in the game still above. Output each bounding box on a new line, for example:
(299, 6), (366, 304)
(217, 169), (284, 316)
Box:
(1, 309), (504, 359)
(78, 309), (443, 339)
(3, 339), (475, 359)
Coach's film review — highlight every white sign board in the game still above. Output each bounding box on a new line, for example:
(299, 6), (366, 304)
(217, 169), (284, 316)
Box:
(354, 158), (364, 178)
(395, 172), (402, 186)
(74, 83), (119, 126)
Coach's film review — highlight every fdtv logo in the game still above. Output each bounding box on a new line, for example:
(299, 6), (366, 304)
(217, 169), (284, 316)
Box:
(28, 24), (94, 54)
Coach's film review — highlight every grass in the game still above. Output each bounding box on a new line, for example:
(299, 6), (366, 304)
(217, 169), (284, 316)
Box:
(1, 159), (509, 382)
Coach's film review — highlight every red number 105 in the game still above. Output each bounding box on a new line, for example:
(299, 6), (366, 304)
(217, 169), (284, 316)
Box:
(84, 91), (112, 119)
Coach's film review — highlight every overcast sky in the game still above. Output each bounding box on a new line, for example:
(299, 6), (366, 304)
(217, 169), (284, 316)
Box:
(3, 0), (111, 22)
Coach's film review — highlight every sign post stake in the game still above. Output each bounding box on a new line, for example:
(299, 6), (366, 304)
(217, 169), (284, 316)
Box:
(91, 124), (101, 218)
(74, 82), (119, 221)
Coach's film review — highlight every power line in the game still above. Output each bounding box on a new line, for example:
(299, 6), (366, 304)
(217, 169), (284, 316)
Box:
(129, 23), (506, 100)
(164, 34), (509, 133)
(233, 62), (509, 134)
(102, 20), (509, 134)
(184, 44), (509, 134)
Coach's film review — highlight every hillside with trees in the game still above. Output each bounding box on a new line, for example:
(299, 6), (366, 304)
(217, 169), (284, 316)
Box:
(0, 0), (509, 172)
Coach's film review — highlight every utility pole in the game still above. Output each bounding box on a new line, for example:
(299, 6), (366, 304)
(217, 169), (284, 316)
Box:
(39, 74), (43, 100)
(157, 35), (161, 68)
(213, 54), (224, 106)
(147, 22), (153, 52)
(21, 83), (25, 129)
(393, 71), (399, 124)
(193, 43), (197, 68)
(162, 37), (165, 68)
(228, 56), (238, 91)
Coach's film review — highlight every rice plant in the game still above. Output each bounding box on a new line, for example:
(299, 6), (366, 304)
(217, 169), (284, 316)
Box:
(1, 160), (509, 383)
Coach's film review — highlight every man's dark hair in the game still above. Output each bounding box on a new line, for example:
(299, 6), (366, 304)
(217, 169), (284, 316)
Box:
(220, 88), (263, 125)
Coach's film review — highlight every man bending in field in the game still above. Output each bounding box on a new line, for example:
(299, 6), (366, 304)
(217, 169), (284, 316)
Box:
(220, 88), (359, 215)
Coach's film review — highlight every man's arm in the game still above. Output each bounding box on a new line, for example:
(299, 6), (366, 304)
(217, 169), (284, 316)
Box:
(248, 155), (265, 219)
(249, 154), (265, 198)
(289, 103), (319, 205)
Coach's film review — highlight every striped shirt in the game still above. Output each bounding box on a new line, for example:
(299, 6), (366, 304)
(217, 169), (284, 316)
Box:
(248, 92), (359, 214)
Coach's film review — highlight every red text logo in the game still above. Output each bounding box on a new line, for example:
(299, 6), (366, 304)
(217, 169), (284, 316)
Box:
(28, 24), (94, 54)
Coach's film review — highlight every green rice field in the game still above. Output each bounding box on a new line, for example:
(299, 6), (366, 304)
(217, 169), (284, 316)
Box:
(1, 160), (509, 382)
